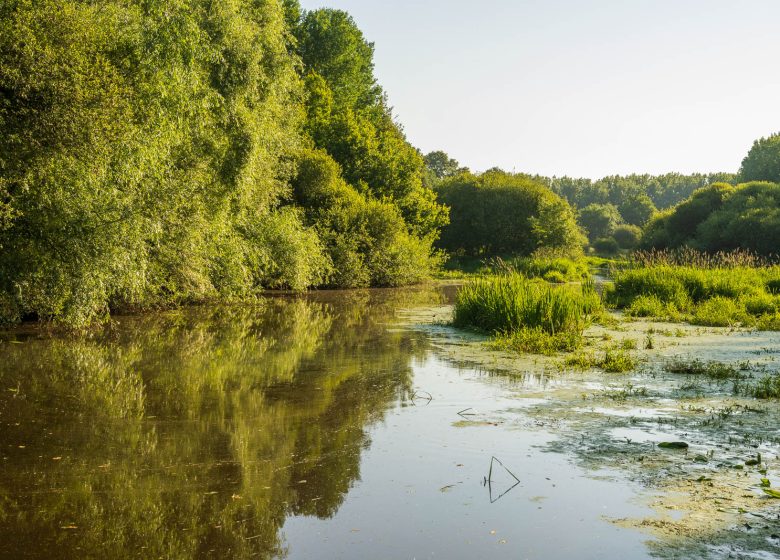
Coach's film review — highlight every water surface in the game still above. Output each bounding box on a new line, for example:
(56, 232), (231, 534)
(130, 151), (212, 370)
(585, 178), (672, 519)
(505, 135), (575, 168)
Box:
(1, 286), (778, 559)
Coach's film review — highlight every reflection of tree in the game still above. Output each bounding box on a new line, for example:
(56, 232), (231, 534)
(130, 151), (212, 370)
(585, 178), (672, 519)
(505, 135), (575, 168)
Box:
(0, 287), (441, 558)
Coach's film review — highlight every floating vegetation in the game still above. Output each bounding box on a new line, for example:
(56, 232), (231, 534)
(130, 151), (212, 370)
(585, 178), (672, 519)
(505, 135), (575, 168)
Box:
(664, 359), (745, 381)
(563, 350), (638, 373)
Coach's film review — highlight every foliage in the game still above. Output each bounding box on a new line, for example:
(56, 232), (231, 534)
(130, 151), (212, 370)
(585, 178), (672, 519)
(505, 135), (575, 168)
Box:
(492, 327), (583, 355)
(563, 350), (638, 373)
(740, 132), (780, 184)
(296, 9), (448, 239)
(640, 181), (780, 256)
(503, 256), (590, 283)
(436, 171), (585, 257)
(423, 150), (467, 184)
(292, 150), (440, 287)
(593, 237), (620, 255)
(612, 225), (642, 250)
(607, 261), (780, 329)
(578, 203), (622, 242)
(0, 1), (448, 327)
(453, 274), (600, 337)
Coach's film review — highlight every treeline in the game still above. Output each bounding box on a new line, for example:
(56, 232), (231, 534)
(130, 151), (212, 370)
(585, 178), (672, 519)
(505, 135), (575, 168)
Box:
(425, 132), (780, 258)
(0, 0), (447, 327)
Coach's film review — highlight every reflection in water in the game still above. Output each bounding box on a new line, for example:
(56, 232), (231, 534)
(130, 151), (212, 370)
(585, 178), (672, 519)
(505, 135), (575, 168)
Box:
(0, 288), (441, 559)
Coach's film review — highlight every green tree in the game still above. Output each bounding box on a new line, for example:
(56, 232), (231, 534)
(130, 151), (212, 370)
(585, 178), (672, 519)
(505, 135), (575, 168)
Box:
(740, 133), (780, 184)
(618, 193), (657, 226)
(578, 203), (623, 243)
(296, 9), (448, 239)
(436, 171), (583, 257)
(424, 150), (466, 181)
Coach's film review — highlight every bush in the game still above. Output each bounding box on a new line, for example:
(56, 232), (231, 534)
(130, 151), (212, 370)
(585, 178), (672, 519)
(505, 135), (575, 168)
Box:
(612, 225), (642, 250)
(691, 297), (749, 327)
(593, 237), (620, 255)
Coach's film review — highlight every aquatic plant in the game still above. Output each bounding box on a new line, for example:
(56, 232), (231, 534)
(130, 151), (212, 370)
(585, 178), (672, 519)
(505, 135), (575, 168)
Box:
(607, 261), (780, 330)
(492, 327), (583, 355)
(453, 274), (600, 337)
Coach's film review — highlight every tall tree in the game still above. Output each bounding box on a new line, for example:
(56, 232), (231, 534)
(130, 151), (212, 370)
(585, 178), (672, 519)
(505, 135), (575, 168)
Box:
(740, 133), (780, 184)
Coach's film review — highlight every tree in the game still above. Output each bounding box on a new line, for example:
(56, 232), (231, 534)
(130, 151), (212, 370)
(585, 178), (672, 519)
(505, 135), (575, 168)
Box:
(424, 151), (466, 181)
(740, 133), (780, 184)
(618, 194), (657, 226)
(296, 9), (448, 239)
(639, 181), (780, 256)
(436, 171), (584, 257)
(578, 204), (622, 243)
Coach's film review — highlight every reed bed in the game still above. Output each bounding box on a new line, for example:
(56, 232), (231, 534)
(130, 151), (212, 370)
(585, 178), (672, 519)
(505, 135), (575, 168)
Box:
(453, 274), (600, 336)
(606, 257), (780, 329)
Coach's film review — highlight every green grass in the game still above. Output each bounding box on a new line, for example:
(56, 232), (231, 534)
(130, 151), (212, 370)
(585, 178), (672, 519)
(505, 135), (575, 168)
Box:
(439, 255), (591, 284)
(506, 257), (590, 283)
(562, 350), (638, 373)
(664, 359), (745, 380)
(751, 375), (780, 399)
(454, 274), (600, 335)
(492, 327), (583, 355)
(606, 262), (780, 330)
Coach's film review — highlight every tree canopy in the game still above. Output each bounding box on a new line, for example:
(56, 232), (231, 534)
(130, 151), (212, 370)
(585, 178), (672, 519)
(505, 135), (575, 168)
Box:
(0, 0), (447, 327)
(641, 181), (780, 256)
(435, 171), (585, 258)
(740, 133), (780, 184)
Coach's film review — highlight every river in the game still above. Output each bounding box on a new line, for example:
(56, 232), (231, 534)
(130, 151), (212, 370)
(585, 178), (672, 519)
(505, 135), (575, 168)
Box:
(1, 284), (778, 559)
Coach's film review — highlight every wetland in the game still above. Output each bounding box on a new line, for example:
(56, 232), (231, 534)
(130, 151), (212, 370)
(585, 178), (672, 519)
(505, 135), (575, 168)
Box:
(1, 284), (779, 559)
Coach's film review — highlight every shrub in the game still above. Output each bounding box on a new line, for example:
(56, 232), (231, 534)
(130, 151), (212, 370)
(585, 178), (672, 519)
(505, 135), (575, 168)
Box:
(691, 297), (749, 327)
(593, 237), (620, 255)
(612, 225), (642, 250)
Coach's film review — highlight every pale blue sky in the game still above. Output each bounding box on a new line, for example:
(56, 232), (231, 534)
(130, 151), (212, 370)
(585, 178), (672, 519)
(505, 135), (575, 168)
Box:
(299, 0), (780, 178)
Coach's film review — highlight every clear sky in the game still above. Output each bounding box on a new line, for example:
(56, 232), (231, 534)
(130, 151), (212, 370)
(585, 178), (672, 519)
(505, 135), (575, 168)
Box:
(298, 0), (780, 179)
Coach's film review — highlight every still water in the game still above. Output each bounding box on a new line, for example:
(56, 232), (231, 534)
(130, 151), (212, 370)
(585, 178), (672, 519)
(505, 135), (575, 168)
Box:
(1, 285), (775, 559)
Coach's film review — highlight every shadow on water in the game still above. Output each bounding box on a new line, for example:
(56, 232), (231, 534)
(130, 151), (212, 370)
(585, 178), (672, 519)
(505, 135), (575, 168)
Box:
(0, 287), (442, 559)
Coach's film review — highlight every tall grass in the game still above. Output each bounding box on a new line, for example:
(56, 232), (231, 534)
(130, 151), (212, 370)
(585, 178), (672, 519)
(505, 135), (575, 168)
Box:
(606, 255), (780, 329)
(453, 274), (600, 335)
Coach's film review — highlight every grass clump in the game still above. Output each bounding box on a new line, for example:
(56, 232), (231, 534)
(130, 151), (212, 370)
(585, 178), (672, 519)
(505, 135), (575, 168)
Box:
(453, 274), (599, 335)
(507, 257), (590, 283)
(563, 350), (638, 373)
(691, 296), (750, 327)
(664, 359), (744, 380)
(607, 258), (780, 330)
(751, 375), (780, 399)
(492, 327), (582, 355)
(454, 273), (600, 355)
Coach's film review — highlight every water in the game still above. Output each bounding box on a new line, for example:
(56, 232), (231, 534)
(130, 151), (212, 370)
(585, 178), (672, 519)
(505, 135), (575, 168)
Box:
(0, 286), (778, 559)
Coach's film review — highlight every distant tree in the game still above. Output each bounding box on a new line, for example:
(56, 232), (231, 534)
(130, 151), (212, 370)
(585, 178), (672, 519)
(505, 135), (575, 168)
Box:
(740, 133), (780, 184)
(638, 181), (780, 256)
(618, 194), (657, 226)
(436, 171), (584, 257)
(612, 225), (642, 250)
(424, 151), (464, 180)
(578, 204), (622, 243)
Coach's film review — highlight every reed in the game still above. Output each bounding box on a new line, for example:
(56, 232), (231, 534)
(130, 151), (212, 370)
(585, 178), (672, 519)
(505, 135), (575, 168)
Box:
(453, 274), (600, 336)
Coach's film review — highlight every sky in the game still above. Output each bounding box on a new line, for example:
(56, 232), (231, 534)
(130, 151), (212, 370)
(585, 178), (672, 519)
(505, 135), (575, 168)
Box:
(298, 0), (780, 179)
